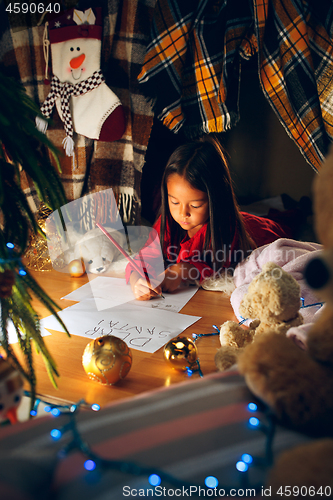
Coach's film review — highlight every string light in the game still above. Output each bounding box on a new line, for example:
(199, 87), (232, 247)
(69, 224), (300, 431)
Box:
(149, 474), (161, 486)
(50, 428), (62, 440)
(51, 408), (61, 417)
(247, 402), (258, 412)
(241, 453), (253, 464)
(248, 417), (260, 428)
(21, 395), (276, 496)
(84, 460), (97, 471)
(236, 461), (248, 472)
(205, 476), (218, 488)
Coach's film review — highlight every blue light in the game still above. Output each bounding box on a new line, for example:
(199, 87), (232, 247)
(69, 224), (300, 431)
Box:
(91, 404), (100, 412)
(44, 406), (52, 413)
(236, 461), (248, 472)
(149, 474), (161, 486)
(186, 367), (193, 376)
(6, 242), (14, 249)
(18, 269), (27, 276)
(249, 417), (260, 427)
(30, 410), (37, 417)
(205, 476), (218, 488)
(51, 408), (61, 417)
(241, 454), (253, 464)
(247, 402), (258, 412)
(84, 460), (96, 471)
(50, 429), (62, 440)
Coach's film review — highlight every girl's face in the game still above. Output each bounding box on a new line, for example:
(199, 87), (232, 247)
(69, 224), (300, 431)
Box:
(167, 174), (209, 238)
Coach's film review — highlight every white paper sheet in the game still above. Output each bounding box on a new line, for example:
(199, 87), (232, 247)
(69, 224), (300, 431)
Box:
(41, 298), (201, 353)
(61, 276), (199, 313)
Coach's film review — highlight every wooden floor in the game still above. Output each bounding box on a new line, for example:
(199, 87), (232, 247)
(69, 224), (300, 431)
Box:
(12, 267), (237, 408)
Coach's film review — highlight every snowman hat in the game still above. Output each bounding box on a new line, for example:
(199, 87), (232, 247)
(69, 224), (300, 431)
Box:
(48, 7), (103, 44)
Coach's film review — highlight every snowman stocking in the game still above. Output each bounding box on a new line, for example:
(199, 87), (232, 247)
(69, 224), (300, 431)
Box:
(37, 7), (126, 157)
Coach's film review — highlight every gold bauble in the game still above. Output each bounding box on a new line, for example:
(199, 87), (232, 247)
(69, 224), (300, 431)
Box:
(82, 335), (132, 386)
(163, 336), (198, 371)
(68, 259), (86, 277)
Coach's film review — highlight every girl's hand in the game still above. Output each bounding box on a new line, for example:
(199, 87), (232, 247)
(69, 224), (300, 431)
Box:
(161, 262), (197, 293)
(129, 271), (162, 301)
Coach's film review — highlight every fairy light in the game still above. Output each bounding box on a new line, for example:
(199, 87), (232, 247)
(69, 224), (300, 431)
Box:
(241, 453), (253, 464)
(21, 393), (276, 495)
(236, 461), (248, 472)
(50, 428), (62, 440)
(249, 417), (260, 428)
(84, 460), (96, 471)
(247, 402), (258, 412)
(51, 408), (61, 417)
(205, 476), (218, 488)
(148, 474), (161, 486)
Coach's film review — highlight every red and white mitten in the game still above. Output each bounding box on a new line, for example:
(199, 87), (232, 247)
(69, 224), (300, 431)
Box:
(37, 7), (126, 156)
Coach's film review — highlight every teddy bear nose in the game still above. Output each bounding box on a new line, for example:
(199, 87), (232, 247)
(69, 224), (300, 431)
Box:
(96, 267), (104, 273)
(304, 257), (330, 289)
(70, 53), (85, 69)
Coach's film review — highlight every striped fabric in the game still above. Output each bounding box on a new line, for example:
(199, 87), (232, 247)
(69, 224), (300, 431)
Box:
(138, 0), (333, 170)
(0, 371), (312, 500)
(0, 0), (155, 224)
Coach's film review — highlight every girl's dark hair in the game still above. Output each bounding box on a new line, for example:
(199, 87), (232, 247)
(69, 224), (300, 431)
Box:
(159, 135), (256, 269)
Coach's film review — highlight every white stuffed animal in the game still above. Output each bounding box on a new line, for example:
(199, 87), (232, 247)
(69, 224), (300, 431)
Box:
(63, 226), (126, 274)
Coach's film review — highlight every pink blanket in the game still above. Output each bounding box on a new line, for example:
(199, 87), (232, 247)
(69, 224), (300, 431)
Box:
(231, 239), (323, 343)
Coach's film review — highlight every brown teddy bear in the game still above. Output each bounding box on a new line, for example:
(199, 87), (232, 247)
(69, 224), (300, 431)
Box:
(236, 146), (333, 436)
(215, 261), (303, 371)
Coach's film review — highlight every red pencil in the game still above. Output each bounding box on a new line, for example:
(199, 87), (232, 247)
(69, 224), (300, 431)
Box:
(96, 222), (164, 298)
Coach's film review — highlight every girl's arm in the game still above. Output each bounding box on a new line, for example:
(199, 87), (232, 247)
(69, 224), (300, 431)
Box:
(129, 270), (163, 301)
(161, 261), (214, 292)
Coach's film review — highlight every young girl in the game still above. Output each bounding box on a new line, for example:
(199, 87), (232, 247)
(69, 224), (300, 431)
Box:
(127, 136), (291, 300)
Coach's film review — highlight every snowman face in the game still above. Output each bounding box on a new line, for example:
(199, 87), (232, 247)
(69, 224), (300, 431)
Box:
(51, 38), (102, 84)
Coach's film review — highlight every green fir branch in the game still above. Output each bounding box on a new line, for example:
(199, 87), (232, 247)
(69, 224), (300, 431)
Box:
(0, 68), (71, 407)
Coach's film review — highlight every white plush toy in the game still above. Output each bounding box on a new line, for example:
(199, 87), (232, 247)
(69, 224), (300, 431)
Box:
(63, 226), (126, 274)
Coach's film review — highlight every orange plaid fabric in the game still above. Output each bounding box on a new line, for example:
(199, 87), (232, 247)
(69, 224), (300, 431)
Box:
(138, 0), (254, 137)
(139, 0), (333, 170)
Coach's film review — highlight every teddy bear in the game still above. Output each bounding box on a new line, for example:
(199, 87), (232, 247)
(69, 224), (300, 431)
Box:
(60, 225), (126, 274)
(235, 145), (333, 437)
(215, 261), (303, 371)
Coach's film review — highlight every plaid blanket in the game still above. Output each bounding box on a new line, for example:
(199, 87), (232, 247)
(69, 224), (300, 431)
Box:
(138, 0), (333, 170)
(0, 0), (155, 224)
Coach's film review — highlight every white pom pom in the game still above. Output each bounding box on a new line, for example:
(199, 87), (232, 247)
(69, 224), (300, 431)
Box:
(62, 136), (75, 157)
(36, 115), (48, 134)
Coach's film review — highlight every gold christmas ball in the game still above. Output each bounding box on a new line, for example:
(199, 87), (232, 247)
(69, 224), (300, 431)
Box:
(163, 335), (198, 371)
(82, 335), (132, 386)
(68, 259), (86, 277)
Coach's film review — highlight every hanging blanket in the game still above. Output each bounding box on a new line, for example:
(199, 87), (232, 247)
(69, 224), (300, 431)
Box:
(138, 0), (254, 137)
(254, 0), (333, 171)
(139, 0), (333, 169)
(0, 0), (155, 224)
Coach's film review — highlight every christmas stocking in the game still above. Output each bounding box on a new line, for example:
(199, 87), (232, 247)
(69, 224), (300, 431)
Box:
(37, 7), (126, 156)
